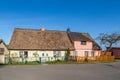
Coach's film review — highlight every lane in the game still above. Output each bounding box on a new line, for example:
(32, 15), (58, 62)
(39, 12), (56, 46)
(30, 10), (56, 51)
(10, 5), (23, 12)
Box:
(0, 63), (120, 80)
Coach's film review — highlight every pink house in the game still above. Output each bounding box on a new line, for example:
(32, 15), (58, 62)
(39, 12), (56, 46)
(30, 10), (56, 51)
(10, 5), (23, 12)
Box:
(68, 31), (102, 57)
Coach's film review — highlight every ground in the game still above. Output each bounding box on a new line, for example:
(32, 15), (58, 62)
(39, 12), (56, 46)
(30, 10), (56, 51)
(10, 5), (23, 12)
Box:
(0, 63), (120, 80)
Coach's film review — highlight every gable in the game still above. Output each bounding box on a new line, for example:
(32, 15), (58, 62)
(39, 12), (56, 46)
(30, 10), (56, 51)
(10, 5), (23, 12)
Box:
(0, 41), (9, 54)
(68, 32), (101, 50)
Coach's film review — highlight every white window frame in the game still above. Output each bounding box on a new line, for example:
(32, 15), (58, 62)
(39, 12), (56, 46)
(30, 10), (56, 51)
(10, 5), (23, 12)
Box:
(91, 51), (95, 57)
(53, 51), (61, 58)
(84, 51), (89, 57)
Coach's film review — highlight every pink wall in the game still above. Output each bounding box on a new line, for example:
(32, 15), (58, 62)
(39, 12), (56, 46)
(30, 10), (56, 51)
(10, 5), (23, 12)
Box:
(74, 41), (92, 50)
(73, 41), (101, 57)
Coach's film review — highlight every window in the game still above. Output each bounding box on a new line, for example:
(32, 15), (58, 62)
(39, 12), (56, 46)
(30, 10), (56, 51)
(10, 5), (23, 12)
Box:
(53, 51), (61, 58)
(42, 53), (44, 56)
(46, 53), (48, 56)
(0, 48), (4, 54)
(81, 41), (86, 45)
(84, 51), (88, 56)
(73, 51), (77, 56)
(91, 51), (94, 57)
(19, 51), (24, 58)
(72, 51), (77, 60)
(24, 51), (28, 58)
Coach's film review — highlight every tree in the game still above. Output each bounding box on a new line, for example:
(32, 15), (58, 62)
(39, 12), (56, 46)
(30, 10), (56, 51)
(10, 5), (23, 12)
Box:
(65, 48), (71, 61)
(97, 32), (120, 51)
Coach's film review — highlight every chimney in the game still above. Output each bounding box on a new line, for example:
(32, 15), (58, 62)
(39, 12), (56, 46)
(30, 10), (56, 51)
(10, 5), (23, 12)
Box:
(67, 27), (70, 33)
(40, 28), (45, 31)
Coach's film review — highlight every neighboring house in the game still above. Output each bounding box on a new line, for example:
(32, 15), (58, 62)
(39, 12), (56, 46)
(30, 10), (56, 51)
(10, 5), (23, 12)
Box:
(108, 47), (120, 59)
(67, 29), (102, 57)
(0, 39), (9, 64)
(8, 28), (74, 62)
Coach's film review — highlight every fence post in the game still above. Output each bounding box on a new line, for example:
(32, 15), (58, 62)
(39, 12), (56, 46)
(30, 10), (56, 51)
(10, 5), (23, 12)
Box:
(39, 57), (41, 64)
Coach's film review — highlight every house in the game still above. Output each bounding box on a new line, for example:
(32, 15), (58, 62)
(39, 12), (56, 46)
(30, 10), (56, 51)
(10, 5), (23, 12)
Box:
(8, 28), (75, 62)
(0, 39), (9, 64)
(67, 29), (102, 57)
(8, 28), (101, 62)
(108, 47), (120, 59)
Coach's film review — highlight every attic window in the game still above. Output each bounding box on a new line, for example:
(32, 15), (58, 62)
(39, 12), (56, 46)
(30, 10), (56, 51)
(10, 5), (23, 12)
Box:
(0, 48), (4, 54)
(81, 41), (86, 45)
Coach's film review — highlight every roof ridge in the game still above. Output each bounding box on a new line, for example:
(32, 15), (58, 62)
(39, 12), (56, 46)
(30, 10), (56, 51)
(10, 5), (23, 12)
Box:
(15, 28), (39, 31)
(70, 32), (89, 34)
(15, 28), (66, 33)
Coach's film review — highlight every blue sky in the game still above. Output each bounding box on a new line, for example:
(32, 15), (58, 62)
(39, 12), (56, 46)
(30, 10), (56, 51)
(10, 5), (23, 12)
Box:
(0, 0), (120, 46)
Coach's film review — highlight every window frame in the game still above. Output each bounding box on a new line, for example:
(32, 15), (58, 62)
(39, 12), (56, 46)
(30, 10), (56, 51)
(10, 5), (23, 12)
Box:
(91, 51), (95, 57)
(46, 53), (48, 56)
(19, 51), (24, 58)
(81, 41), (87, 45)
(53, 51), (61, 58)
(84, 51), (89, 57)
(24, 51), (28, 58)
(0, 48), (4, 54)
(42, 53), (44, 57)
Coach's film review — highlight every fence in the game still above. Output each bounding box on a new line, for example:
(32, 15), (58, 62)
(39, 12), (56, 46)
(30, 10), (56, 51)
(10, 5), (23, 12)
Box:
(4, 56), (115, 64)
(100, 51), (112, 56)
(4, 56), (65, 64)
(76, 56), (115, 62)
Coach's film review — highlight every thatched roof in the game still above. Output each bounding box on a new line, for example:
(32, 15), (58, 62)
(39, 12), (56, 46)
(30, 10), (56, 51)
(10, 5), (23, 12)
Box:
(9, 28), (74, 50)
(68, 32), (101, 50)
(68, 32), (92, 41)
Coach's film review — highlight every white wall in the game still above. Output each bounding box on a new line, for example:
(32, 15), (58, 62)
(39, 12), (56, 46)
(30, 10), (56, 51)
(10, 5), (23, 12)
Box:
(9, 50), (66, 62)
(0, 42), (9, 55)
(0, 42), (9, 64)
(10, 50), (66, 57)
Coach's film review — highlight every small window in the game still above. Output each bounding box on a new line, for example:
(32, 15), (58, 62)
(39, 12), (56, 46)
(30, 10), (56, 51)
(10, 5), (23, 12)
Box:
(73, 51), (77, 56)
(46, 53), (48, 56)
(0, 48), (4, 53)
(81, 41), (86, 45)
(84, 51), (88, 56)
(42, 53), (44, 56)
(24, 51), (28, 58)
(19, 51), (24, 58)
(91, 51), (94, 57)
(53, 51), (61, 58)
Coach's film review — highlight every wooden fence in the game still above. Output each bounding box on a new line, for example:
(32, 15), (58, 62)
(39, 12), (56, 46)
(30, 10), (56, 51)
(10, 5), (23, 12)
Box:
(100, 51), (112, 56)
(76, 56), (115, 62)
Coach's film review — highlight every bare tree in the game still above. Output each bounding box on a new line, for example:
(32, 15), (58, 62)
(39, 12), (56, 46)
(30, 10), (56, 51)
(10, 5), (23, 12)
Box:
(97, 32), (120, 51)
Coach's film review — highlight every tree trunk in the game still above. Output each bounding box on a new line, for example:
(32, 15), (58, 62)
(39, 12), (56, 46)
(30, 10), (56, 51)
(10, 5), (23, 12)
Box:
(107, 43), (112, 51)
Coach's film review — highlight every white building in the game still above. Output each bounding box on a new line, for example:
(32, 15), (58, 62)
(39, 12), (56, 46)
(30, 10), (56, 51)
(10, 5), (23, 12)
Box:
(0, 39), (9, 64)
